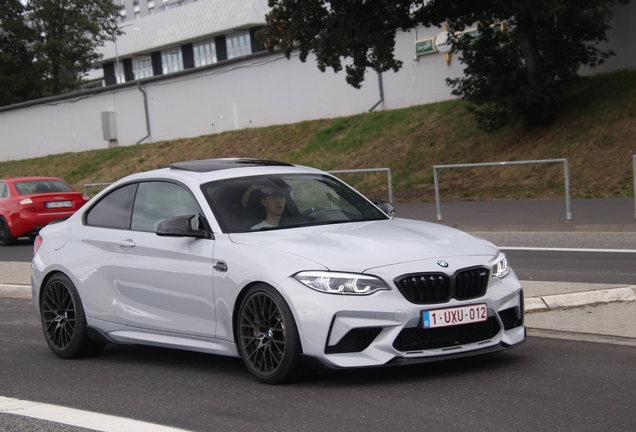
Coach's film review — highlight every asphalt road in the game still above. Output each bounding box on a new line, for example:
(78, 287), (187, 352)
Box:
(2, 216), (636, 430)
(504, 250), (636, 284)
(1, 298), (635, 432)
(0, 240), (33, 262)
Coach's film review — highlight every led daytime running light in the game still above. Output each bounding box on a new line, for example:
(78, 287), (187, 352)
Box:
(493, 255), (510, 278)
(294, 271), (389, 295)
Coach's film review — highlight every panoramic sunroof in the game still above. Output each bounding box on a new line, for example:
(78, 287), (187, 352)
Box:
(170, 158), (294, 173)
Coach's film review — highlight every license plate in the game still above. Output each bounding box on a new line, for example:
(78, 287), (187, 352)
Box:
(422, 303), (488, 329)
(46, 201), (72, 209)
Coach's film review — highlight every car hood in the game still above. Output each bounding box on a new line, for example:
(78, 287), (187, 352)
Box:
(228, 218), (498, 272)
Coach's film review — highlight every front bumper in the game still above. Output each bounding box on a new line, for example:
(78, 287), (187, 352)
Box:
(277, 270), (525, 369)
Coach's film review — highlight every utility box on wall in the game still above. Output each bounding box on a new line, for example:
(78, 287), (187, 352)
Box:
(101, 111), (117, 140)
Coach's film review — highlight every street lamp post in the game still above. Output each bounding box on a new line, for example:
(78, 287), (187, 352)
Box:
(113, 23), (134, 83)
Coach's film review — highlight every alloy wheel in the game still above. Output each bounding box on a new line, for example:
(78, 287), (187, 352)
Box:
(239, 292), (287, 376)
(41, 279), (77, 351)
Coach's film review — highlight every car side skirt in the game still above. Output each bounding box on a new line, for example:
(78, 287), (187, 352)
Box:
(85, 318), (240, 358)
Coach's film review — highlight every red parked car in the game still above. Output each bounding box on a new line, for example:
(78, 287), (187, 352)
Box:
(0, 177), (88, 246)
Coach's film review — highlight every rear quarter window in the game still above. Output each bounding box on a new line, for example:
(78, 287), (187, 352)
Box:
(85, 183), (137, 229)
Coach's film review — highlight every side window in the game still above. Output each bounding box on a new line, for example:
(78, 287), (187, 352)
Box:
(0, 182), (7, 199)
(85, 184), (137, 229)
(131, 182), (201, 232)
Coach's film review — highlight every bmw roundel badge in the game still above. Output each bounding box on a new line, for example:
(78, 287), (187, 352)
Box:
(437, 260), (449, 268)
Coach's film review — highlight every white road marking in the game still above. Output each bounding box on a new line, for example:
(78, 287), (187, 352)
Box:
(0, 396), (191, 432)
(500, 247), (636, 253)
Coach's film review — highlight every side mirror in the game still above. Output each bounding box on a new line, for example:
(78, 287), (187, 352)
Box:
(372, 200), (395, 218)
(156, 215), (209, 238)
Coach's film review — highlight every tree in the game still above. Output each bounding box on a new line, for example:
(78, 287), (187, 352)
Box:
(258, 0), (629, 130)
(27, 0), (120, 96)
(0, 0), (43, 106)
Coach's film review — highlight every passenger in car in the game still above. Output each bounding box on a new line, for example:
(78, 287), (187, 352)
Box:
(251, 184), (291, 229)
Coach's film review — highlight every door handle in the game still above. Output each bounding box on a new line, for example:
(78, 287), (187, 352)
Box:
(213, 261), (228, 272)
(118, 239), (136, 249)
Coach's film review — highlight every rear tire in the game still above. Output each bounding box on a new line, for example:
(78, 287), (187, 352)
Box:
(0, 217), (15, 246)
(40, 273), (105, 358)
(237, 284), (303, 384)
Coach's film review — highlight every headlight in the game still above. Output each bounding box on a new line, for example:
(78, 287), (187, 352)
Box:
(293, 271), (390, 295)
(492, 254), (510, 278)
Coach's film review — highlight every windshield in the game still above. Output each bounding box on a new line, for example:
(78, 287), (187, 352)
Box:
(201, 174), (388, 233)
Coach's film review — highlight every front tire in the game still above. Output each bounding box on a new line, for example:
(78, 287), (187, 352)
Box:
(0, 217), (15, 246)
(237, 284), (302, 384)
(40, 273), (105, 359)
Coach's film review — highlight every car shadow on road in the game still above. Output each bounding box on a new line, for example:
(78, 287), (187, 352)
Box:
(92, 339), (529, 387)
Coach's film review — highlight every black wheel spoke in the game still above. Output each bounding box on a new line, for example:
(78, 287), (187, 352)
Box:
(240, 291), (287, 376)
(41, 279), (76, 351)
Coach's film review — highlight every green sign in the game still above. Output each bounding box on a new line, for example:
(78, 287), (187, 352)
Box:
(459, 28), (480, 41)
(415, 38), (436, 56)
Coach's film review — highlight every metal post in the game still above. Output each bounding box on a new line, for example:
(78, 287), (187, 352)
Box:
(434, 167), (442, 221)
(564, 159), (572, 221)
(633, 155), (636, 221)
(387, 168), (393, 204)
(113, 23), (133, 84)
(114, 36), (120, 83)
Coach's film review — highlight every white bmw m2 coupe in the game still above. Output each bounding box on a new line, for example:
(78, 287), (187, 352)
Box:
(32, 158), (525, 384)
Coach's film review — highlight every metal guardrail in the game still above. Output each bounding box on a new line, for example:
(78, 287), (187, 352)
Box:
(633, 155), (636, 221)
(433, 158), (571, 222)
(328, 168), (393, 204)
(83, 182), (112, 198)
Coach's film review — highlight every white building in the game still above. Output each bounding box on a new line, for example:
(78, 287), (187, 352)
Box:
(117, 0), (198, 21)
(0, 0), (634, 162)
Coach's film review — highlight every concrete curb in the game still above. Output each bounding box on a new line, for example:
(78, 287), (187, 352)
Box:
(525, 287), (636, 312)
(0, 284), (31, 299)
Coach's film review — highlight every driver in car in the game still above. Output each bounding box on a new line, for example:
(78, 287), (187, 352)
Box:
(251, 183), (291, 229)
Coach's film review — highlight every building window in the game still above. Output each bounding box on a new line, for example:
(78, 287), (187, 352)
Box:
(161, 48), (183, 74)
(115, 62), (125, 84)
(226, 30), (251, 59)
(193, 39), (217, 67)
(133, 56), (153, 79)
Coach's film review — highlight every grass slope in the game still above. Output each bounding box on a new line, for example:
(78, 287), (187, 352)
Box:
(1, 70), (635, 202)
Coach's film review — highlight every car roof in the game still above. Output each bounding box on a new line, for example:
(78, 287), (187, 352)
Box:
(169, 158), (294, 173)
(0, 176), (67, 183)
(105, 159), (326, 190)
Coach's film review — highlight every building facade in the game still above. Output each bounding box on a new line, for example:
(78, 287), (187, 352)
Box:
(1, 0), (634, 163)
(118, 0), (198, 21)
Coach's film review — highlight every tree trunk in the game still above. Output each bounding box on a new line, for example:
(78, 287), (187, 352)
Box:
(515, 12), (542, 86)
